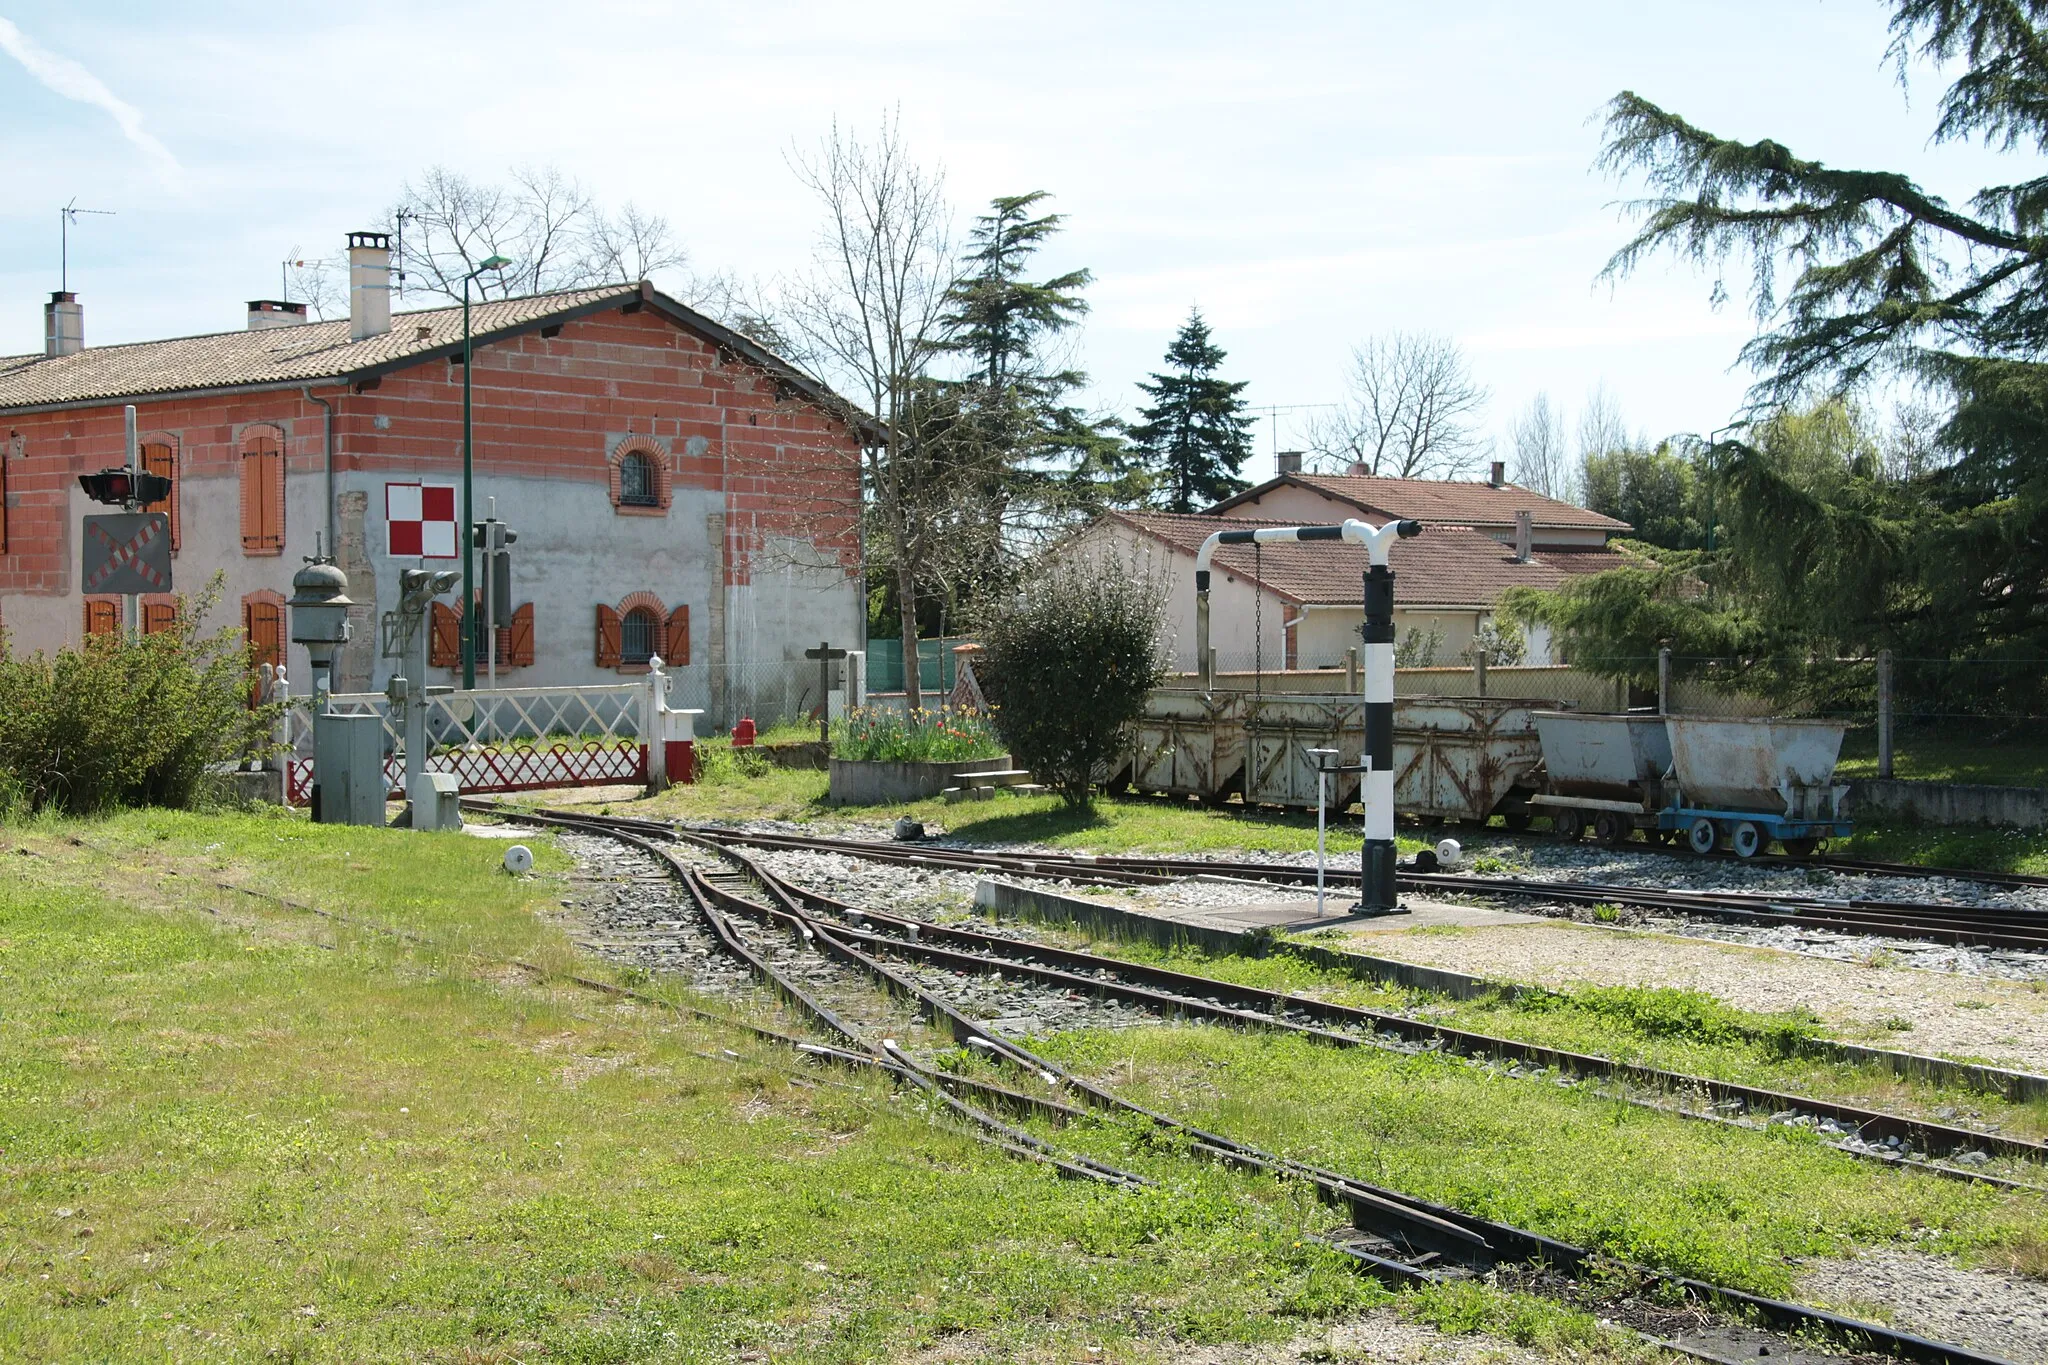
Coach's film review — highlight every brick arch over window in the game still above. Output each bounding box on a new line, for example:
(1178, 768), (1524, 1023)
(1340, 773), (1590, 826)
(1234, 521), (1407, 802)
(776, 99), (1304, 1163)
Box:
(238, 424), (287, 555)
(607, 436), (671, 515)
(140, 431), (180, 551)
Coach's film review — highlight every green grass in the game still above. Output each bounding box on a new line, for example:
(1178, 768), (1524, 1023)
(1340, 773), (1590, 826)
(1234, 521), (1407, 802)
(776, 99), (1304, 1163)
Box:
(0, 807), (1582, 1362)
(1018, 1028), (2046, 1299)
(1054, 939), (2048, 1141)
(1838, 726), (2048, 788)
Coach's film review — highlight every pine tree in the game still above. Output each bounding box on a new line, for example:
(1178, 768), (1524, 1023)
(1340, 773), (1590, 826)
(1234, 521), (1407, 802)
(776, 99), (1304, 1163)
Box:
(1130, 310), (1254, 512)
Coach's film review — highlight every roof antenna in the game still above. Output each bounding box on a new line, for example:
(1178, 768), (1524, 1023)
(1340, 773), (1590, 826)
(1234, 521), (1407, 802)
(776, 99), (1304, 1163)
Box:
(60, 198), (115, 293)
(393, 208), (414, 299)
(281, 246), (305, 303)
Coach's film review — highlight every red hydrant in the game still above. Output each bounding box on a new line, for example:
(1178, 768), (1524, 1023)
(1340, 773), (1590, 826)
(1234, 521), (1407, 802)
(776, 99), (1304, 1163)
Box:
(732, 717), (757, 747)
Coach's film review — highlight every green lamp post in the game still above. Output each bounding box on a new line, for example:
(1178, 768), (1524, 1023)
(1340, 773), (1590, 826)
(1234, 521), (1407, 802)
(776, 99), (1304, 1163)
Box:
(461, 255), (515, 689)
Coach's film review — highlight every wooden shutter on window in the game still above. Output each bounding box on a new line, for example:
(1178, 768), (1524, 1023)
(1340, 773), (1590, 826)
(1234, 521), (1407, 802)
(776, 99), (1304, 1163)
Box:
(665, 605), (690, 666)
(142, 442), (178, 550)
(240, 435), (284, 554)
(595, 604), (622, 667)
(429, 602), (461, 668)
(142, 602), (176, 636)
(84, 599), (119, 637)
(506, 603), (535, 667)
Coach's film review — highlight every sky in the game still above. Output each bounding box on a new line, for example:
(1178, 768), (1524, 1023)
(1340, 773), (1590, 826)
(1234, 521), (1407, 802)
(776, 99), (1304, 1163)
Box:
(0, 1), (2015, 485)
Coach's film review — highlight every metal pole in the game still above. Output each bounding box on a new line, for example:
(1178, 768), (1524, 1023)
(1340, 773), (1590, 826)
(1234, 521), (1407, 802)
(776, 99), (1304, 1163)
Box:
(1658, 647), (1672, 716)
(406, 600), (428, 807)
(460, 278), (476, 691)
(1878, 649), (1894, 780)
(818, 642), (831, 745)
(1362, 560), (1398, 912)
(123, 404), (139, 639)
(484, 498), (497, 694)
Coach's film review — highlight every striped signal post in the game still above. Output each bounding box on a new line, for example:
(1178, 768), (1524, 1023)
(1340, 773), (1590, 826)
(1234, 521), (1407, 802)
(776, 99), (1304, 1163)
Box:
(1194, 516), (1422, 912)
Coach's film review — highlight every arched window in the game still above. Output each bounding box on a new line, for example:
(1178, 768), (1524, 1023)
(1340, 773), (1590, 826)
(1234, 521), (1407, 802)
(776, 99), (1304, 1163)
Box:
(619, 606), (660, 665)
(618, 450), (658, 507)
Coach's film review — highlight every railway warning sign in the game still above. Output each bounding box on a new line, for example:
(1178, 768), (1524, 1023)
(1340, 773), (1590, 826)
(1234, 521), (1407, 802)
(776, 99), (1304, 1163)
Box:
(81, 512), (172, 595)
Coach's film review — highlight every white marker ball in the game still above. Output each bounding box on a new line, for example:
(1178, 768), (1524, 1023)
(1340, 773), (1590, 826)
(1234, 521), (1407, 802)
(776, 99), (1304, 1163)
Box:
(503, 844), (534, 875)
(1434, 838), (1463, 868)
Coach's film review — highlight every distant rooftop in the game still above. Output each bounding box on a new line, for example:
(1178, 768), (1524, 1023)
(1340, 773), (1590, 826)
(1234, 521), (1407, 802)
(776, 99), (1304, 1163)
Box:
(1208, 472), (1630, 533)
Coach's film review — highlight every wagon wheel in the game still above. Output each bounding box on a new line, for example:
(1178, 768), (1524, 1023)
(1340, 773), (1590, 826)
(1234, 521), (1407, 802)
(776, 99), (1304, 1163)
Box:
(1593, 811), (1633, 846)
(1501, 811), (1532, 833)
(1556, 810), (1588, 841)
(1780, 836), (1819, 859)
(1686, 817), (1717, 854)
(1731, 821), (1764, 859)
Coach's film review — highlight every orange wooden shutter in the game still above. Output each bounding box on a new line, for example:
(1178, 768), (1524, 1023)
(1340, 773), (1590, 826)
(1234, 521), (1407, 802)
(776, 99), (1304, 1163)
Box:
(142, 602), (176, 636)
(142, 442), (178, 550)
(244, 600), (282, 670)
(595, 604), (621, 667)
(241, 437), (283, 553)
(429, 602), (461, 668)
(506, 603), (535, 667)
(665, 605), (690, 666)
(84, 600), (119, 637)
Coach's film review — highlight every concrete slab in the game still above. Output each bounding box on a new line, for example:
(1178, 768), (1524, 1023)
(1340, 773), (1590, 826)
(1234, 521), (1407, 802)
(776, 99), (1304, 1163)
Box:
(1127, 895), (1546, 938)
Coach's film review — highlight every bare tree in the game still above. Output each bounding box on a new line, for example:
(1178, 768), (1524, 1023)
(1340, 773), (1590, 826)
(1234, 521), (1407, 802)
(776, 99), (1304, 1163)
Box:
(1509, 391), (1572, 500)
(1880, 400), (1948, 483)
(388, 165), (686, 303)
(1306, 332), (1489, 479)
(778, 114), (966, 710)
(1576, 381), (1634, 461)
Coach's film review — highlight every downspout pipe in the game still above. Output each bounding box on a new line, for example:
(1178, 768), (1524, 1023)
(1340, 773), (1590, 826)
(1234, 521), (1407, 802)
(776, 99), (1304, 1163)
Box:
(1194, 519), (1420, 688)
(302, 386), (336, 557)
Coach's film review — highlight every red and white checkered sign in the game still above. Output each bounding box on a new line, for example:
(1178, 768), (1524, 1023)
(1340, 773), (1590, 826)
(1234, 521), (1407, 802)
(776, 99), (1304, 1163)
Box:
(385, 482), (458, 559)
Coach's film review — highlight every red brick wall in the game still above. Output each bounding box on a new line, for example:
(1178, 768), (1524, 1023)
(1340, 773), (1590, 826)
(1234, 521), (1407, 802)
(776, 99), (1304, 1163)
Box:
(0, 301), (864, 597)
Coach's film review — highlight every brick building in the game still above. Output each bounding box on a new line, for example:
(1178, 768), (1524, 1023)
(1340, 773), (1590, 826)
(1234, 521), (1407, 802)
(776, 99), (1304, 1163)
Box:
(0, 233), (868, 724)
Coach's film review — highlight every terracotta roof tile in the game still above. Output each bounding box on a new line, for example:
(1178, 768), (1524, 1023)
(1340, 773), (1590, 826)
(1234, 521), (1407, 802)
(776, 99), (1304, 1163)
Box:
(1110, 510), (1609, 606)
(1210, 473), (1630, 532)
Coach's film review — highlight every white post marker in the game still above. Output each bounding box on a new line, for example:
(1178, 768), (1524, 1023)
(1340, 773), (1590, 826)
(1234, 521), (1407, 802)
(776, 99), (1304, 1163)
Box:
(1194, 516), (1420, 913)
(1308, 746), (1338, 916)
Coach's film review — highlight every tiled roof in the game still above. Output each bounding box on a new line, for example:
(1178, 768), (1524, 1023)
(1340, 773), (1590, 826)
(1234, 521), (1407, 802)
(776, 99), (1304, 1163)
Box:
(0, 283), (874, 436)
(0, 286), (637, 410)
(1109, 510), (1604, 607)
(1209, 473), (1631, 533)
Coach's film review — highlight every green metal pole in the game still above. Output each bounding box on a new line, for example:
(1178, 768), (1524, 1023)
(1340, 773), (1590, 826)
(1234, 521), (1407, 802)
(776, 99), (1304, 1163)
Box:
(461, 278), (476, 690)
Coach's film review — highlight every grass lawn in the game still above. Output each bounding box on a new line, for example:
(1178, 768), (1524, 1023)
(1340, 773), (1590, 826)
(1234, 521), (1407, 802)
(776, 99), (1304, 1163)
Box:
(0, 807), (1545, 1362)
(1837, 726), (2048, 788)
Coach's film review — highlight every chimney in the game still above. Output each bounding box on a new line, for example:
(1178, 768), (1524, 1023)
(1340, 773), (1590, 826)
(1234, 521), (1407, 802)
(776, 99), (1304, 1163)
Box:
(347, 230), (392, 341)
(1489, 459), (1506, 488)
(246, 299), (310, 331)
(1514, 509), (1534, 563)
(44, 291), (83, 358)
(1275, 449), (1303, 477)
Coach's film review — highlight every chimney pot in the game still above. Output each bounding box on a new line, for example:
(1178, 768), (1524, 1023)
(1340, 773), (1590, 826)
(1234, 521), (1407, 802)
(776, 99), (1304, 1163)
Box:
(246, 299), (310, 331)
(1275, 449), (1303, 477)
(1515, 509), (1534, 563)
(44, 291), (83, 358)
(347, 230), (393, 342)
(1489, 459), (1506, 488)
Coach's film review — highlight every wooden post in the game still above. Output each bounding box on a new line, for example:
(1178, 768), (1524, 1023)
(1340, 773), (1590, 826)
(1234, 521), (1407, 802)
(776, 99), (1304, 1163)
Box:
(805, 641), (849, 745)
(1658, 647), (1672, 716)
(1877, 649), (1894, 779)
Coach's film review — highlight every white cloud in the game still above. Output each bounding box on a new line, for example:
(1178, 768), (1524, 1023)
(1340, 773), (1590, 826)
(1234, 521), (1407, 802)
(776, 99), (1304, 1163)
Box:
(0, 15), (183, 189)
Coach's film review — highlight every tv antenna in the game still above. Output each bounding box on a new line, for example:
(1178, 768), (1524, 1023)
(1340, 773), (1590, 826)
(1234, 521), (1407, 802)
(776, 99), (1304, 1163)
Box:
(281, 247), (310, 302)
(1251, 402), (1335, 464)
(393, 208), (414, 298)
(60, 198), (115, 293)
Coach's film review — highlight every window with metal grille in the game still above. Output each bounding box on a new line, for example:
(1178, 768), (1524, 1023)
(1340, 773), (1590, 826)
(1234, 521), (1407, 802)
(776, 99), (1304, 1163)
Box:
(619, 451), (658, 507)
(620, 607), (658, 664)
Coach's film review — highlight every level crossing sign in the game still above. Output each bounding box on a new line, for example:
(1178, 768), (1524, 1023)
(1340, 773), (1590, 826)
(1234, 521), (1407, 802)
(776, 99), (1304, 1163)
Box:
(81, 513), (172, 595)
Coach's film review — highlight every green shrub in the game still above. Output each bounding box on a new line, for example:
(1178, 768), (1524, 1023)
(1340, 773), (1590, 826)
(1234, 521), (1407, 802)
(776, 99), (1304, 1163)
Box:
(980, 554), (1167, 809)
(830, 706), (1004, 763)
(0, 579), (279, 816)
(693, 739), (774, 786)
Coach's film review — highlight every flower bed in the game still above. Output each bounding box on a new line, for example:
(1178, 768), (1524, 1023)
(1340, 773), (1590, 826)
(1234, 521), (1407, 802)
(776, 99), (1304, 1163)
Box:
(827, 707), (1009, 804)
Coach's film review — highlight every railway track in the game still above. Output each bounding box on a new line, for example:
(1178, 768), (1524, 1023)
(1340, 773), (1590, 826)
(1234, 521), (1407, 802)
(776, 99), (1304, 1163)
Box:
(506, 802), (2040, 1365)
(636, 821), (2048, 956)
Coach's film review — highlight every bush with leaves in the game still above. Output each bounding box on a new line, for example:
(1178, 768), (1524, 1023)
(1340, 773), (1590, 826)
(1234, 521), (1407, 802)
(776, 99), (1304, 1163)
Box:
(0, 578), (280, 816)
(979, 556), (1166, 809)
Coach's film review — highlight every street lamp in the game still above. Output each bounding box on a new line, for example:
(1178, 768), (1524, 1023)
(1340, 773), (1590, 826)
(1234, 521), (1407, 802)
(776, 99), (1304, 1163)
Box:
(461, 254), (515, 689)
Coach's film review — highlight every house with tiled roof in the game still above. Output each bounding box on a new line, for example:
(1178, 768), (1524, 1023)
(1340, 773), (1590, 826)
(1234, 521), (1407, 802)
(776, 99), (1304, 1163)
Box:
(1208, 459), (1630, 552)
(0, 231), (868, 721)
(1075, 509), (1622, 671)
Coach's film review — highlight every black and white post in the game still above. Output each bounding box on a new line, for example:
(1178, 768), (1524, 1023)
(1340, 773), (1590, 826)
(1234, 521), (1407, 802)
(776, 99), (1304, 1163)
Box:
(1194, 516), (1421, 913)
